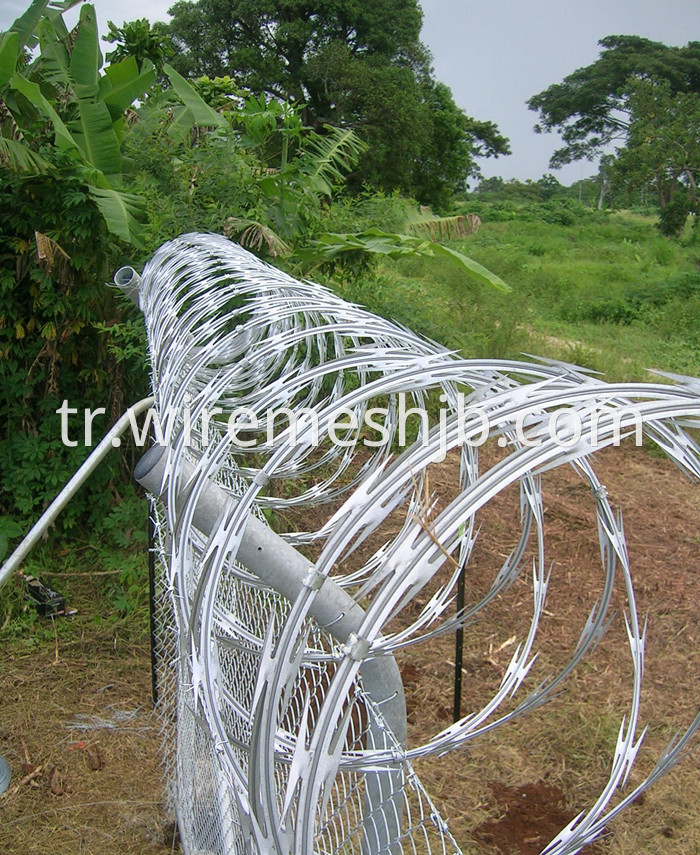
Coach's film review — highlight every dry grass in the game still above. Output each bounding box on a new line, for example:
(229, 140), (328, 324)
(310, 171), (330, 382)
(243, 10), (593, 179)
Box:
(0, 608), (175, 854)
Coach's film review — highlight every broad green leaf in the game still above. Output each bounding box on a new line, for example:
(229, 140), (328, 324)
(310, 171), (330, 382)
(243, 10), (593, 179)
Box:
(430, 243), (510, 292)
(8, 0), (53, 48)
(163, 63), (228, 129)
(45, 2), (73, 42)
(69, 3), (100, 98)
(9, 72), (76, 152)
(167, 104), (196, 139)
(36, 17), (71, 87)
(101, 57), (156, 120)
(257, 174), (283, 196)
(7, 0), (80, 50)
(0, 32), (20, 87)
(0, 137), (53, 173)
(67, 98), (122, 177)
(0, 517), (23, 538)
(0, 516), (22, 563)
(296, 230), (510, 292)
(88, 186), (145, 246)
(112, 116), (124, 146)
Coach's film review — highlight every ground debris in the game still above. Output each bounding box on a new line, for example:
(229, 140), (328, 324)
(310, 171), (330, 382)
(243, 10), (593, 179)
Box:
(64, 706), (147, 732)
(48, 765), (72, 796)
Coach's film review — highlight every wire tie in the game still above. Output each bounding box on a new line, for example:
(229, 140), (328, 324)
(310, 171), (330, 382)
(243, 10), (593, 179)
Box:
(341, 633), (371, 662)
(302, 567), (325, 591)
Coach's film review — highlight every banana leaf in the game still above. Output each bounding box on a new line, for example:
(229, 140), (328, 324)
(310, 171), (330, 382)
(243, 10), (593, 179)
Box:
(69, 3), (100, 98)
(9, 72), (76, 152)
(8, 0), (81, 49)
(88, 186), (145, 247)
(0, 137), (52, 173)
(296, 229), (510, 292)
(100, 57), (156, 121)
(66, 98), (122, 179)
(36, 18), (71, 87)
(0, 32), (20, 87)
(164, 63), (228, 130)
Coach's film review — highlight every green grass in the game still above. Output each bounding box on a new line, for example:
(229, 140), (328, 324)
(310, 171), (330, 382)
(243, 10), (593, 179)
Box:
(337, 210), (700, 381)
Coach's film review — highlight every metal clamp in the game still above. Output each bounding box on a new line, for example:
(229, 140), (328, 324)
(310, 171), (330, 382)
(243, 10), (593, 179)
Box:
(252, 472), (270, 487)
(341, 633), (371, 661)
(302, 567), (326, 591)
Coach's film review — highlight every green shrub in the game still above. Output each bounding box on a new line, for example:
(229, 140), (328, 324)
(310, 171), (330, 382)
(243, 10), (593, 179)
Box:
(539, 203), (576, 226)
(560, 297), (637, 325)
(650, 238), (676, 265)
(0, 162), (148, 527)
(657, 194), (691, 238)
(626, 271), (700, 311)
(558, 271), (700, 328)
(323, 190), (413, 234)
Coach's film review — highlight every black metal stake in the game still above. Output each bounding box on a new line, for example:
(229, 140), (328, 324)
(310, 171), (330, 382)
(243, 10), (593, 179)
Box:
(452, 557), (467, 722)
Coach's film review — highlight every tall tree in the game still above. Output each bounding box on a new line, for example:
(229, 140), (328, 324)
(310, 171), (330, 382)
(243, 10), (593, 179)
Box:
(163, 0), (509, 208)
(611, 78), (700, 235)
(410, 79), (509, 210)
(528, 35), (700, 168)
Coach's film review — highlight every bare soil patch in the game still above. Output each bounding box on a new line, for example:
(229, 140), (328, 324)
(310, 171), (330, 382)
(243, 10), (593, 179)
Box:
(397, 442), (700, 855)
(473, 781), (603, 855)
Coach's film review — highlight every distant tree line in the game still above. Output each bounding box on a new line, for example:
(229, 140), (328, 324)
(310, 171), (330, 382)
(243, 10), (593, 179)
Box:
(528, 35), (700, 236)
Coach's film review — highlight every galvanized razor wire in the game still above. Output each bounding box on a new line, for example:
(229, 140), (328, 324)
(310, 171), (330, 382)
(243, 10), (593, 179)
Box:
(121, 233), (700, 855)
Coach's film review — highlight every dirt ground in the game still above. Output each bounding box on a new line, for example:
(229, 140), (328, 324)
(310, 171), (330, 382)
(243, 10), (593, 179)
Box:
(0, 441), (698, 855)
(398, 442), (700, 855)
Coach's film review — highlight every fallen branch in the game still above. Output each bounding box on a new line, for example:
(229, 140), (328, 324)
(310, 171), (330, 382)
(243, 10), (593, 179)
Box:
(0, 763), (44, 800)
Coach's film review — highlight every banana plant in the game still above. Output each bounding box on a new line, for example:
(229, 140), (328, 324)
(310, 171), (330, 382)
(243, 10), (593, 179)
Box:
(253, 125), (368, 240)
(0, 0), (225, 246)
(0, 2), (152, 244)
(293, 228), (510, 291)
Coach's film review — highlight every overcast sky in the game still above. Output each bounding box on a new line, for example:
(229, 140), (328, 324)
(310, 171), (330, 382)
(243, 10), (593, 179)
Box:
(2, 0), (699, 184)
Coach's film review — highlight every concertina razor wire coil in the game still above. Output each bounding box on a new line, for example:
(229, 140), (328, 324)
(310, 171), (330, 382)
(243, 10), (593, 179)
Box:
(111, 232), (697, 854)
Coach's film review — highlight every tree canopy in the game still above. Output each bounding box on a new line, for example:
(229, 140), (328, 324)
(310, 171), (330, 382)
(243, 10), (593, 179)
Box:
(162, 0), (509, 208)
(611, 78), (700, 234)
(527, 35), (700, 168)
(165, 0), (425, 97)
